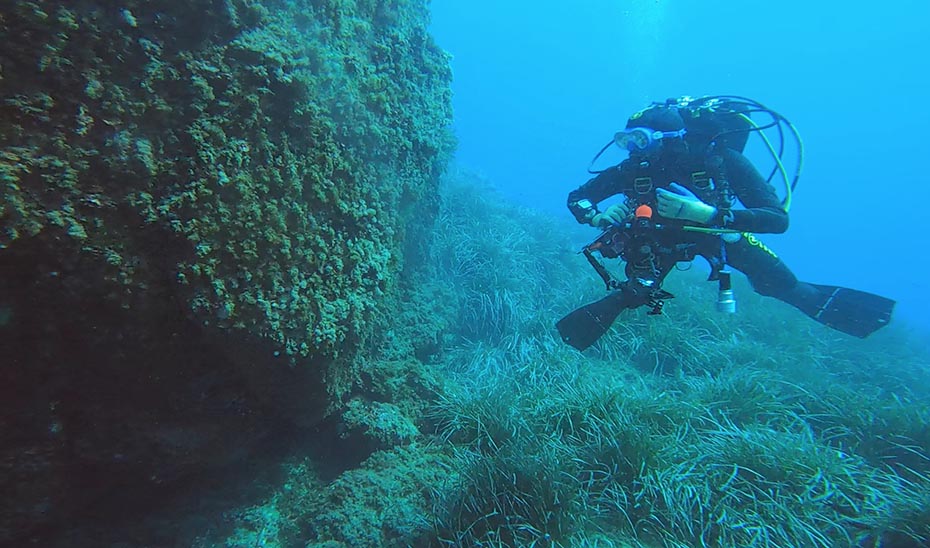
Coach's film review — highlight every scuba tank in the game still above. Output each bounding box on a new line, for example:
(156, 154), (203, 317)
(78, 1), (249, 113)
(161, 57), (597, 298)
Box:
(590, 95), (804, 212)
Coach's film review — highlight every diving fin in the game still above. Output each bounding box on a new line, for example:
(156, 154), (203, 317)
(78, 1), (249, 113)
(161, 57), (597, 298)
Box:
(556, 293), (626, 351)
(800, 283), (895, 338)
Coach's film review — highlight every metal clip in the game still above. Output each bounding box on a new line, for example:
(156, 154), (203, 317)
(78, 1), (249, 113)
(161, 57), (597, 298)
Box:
(633, 177), (653, 194)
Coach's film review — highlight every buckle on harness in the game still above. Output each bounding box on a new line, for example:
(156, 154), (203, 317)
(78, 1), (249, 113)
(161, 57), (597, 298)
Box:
(633, 177), (653, 194)
(691, 171), (714, 190)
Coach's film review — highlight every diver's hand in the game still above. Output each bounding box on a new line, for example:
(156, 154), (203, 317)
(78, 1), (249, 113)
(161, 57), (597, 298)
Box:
(591, 203), (631, 228)
(656, 182), (717, 224)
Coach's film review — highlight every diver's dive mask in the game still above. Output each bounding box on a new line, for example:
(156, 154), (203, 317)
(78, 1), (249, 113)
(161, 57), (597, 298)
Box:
(614, 127), (687, 152)
(588, 126), (688, 173)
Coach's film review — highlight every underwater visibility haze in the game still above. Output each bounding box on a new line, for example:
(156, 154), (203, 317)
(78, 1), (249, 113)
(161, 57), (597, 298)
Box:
(432, 0), (930, 329)
(1, 0), (929, 547)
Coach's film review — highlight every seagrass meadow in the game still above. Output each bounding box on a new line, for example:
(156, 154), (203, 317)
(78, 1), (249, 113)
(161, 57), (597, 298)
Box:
(2, 2), (930, 547)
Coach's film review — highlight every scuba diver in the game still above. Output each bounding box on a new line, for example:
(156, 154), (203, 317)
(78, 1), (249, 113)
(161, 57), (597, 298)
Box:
(556, 95), (896, 351)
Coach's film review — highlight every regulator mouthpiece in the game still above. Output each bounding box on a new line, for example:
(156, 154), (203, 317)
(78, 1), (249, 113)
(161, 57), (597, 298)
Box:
(717, 270), (736, 314)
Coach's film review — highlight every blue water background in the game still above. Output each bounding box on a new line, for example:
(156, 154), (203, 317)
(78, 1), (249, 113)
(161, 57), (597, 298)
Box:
(430, 0), (930, 331)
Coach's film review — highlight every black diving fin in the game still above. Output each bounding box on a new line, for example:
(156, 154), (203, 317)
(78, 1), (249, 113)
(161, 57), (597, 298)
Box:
(556, 293), (627, 351)
(801, 283), (895, 338)
(557, 281), (895, 350)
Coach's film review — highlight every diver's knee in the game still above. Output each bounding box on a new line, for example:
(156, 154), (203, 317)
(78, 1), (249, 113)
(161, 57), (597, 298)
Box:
(747, 261), (799, 298)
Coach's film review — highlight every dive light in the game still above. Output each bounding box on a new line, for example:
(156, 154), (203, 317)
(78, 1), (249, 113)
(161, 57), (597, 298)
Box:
(717, 270), (736, 314)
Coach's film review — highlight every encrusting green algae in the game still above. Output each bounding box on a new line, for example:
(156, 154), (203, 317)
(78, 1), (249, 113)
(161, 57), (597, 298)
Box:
(1, 0), (453, 362)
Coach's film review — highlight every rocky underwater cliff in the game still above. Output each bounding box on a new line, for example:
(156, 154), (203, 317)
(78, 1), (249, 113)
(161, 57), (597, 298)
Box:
(1, 0), (453, 544)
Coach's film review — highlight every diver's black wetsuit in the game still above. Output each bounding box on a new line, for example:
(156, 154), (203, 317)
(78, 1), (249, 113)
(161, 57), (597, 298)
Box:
(567, 145), (816, 314)
(559, 98), (894, 347)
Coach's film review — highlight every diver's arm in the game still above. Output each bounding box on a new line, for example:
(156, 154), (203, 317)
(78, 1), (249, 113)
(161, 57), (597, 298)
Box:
(717, 149), (789, 234)
(567, 168), (626, 225)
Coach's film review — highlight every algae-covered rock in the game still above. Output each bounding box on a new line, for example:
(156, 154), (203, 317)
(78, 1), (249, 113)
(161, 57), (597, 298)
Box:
(1, 0), (453, 358)
(304, 444), (459, 547)
(219, 445), (460, 548)
(0, 0), (453, 544)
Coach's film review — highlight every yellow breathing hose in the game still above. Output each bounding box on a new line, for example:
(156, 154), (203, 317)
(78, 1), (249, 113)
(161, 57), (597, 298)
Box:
(737, 113), (795, 211)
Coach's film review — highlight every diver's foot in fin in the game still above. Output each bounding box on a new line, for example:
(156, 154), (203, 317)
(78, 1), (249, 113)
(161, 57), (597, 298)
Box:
(787, 282), (896, 338)
(556, 292), (627, 351)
